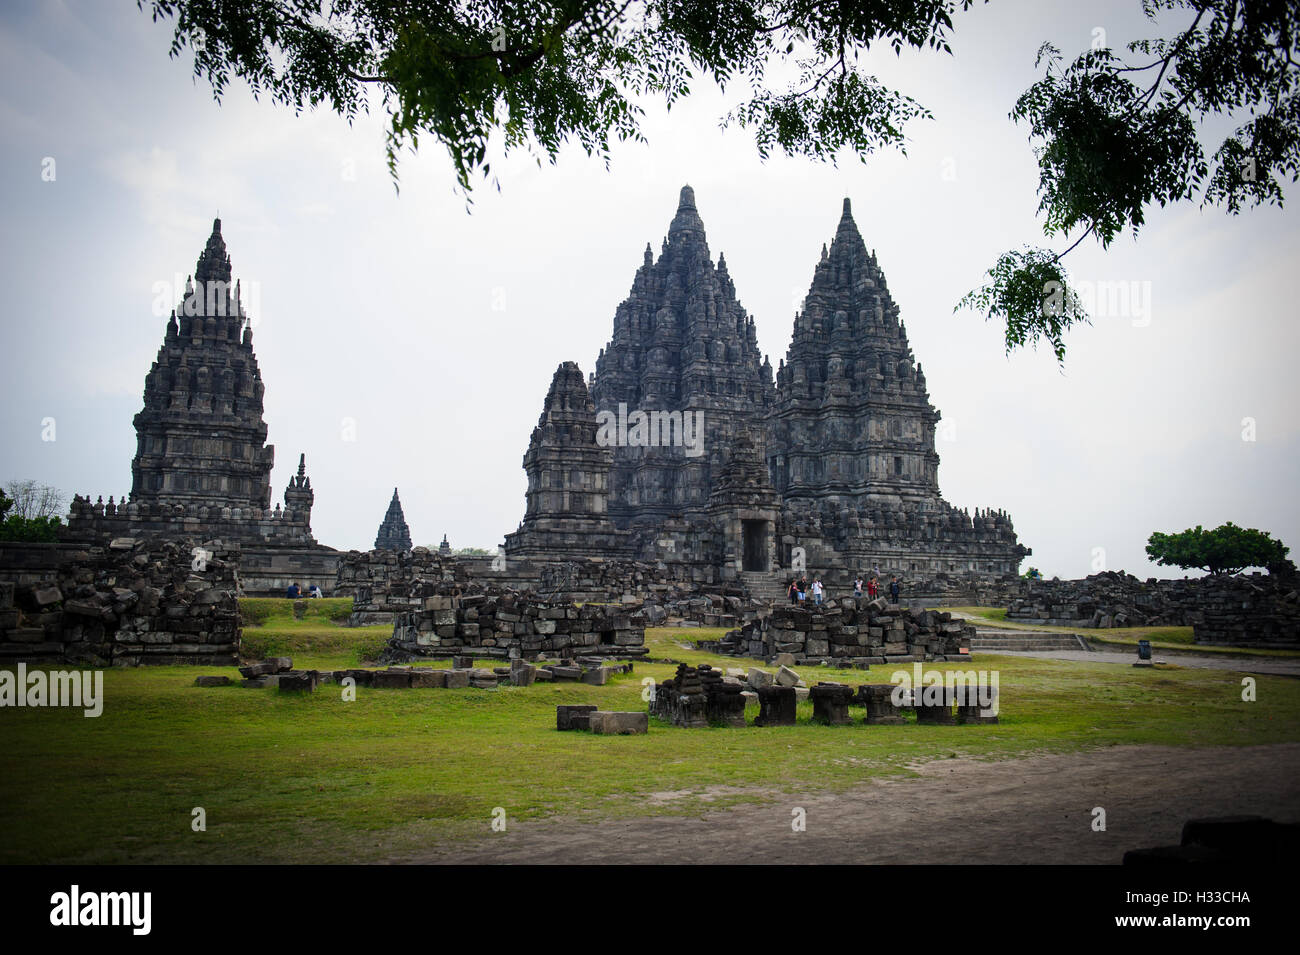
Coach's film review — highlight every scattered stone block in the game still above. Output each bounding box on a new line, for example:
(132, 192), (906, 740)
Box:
(194, 675), (230, 687)
(755, 685), (797, 726)
(915, 686), (956, 724)
(410, 669), (447, 688)
(857, 684), (907, 724)
(278, 672), (316, 693)
(372, 669), (412, 689)
(775, 665), (801, 687)
(556, 704), (598, 731)
(451, 655), (474, 669)
(955, 684), (999, 723)
(443, 669), (470, 689)
(810, 683), (854, 725)
(509, 665), (537, 686)
(589, 711), (648, 735)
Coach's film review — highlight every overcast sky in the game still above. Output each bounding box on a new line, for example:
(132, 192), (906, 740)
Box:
(2, 0), (1297, 578)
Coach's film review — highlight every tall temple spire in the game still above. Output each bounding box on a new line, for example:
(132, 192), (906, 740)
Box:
(195, 217), (232, 285)
(667, 184), (706, 239)
(769, 196), (939, 506)
(591, 185), (773, 526)
(504, 361), (630, 559)
(374, 487), (412, 554)
(130, 219), (276, 514)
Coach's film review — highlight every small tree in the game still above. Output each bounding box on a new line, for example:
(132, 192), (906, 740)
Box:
(0, 482), (65, 542)
(1145, 522), (1290, 576)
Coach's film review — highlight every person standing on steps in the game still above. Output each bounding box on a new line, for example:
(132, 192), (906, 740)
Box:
(888, 576), (901, 605)
(853, 576), (864, 598)
(788, 578), (800, 605)
(867, 576), (879, 600)
(812, 577), (824, 606)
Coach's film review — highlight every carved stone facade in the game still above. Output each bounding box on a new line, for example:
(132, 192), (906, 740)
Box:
(590, 186), (774, 528)
(504, 361), (635, 560)
(769, 198), (1026, 577)
(374, 488), (413, 554)
(63, 219), (338, 595)
(510, 188), (1029, 581)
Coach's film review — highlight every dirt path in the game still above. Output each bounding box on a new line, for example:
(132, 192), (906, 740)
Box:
(406, 743), (1300, 864)
(981, 648), (1300, 676)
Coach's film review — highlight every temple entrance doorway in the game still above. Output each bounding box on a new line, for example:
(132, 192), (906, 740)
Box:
(741, 519), (768, 572)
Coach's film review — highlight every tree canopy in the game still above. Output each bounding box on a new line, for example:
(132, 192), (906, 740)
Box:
(1145, 522), (1292, 576)
(141, 0), (1300, 360)
(0, 482), (65, 542)
(961, 0), (1300, 361)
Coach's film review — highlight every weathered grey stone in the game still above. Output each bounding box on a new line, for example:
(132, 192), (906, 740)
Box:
(755, 685), (797, 726)
(372, 669), (411, 689)
(556, 703), (598, 731)
(589, 711), (648, 735)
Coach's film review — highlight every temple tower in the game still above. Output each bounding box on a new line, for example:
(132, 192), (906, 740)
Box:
(590, 186), (774, 528)
(129, 218), (275, 510)
(505, 361), (632, 559)
(374, 488), (413, 554)
(769, 198), (941, 509)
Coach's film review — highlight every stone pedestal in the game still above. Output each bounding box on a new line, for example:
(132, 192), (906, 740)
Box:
(810, 683), (853, 725)
(915, 686), (956, 724)
(856, 684), (907, 724)
(955, 685), (998, 723)
(705, 683), (747, 727)
(755, 684), (797, 726)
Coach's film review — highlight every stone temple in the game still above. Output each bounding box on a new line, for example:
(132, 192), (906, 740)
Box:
(64, 219), (338, 594)
(374, 489), (413, 555)
(52, 197), (1025, 600)
(506, 187), (1028, 586)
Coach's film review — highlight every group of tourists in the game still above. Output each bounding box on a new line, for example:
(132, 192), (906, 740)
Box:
(786, 573), (900, 605)
(285, 582), (324, 599)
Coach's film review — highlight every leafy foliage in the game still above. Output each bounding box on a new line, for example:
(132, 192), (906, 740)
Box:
(961, 1), (1300, 360)
(139, 0), (976, 192)
(0, 482), (64, 542)
(955, 246), (1089, 361)
(1146, 522), (1291, 576)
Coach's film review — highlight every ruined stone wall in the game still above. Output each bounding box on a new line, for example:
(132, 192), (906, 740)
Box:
(0, 538), (241, 666)
(1004, 572), (1200, 627)
(63, 496), (316, 547)
(1003, 571), (1299, 648)
(1193, 575), (1300, 649)
(386, 592), (646, 661)
(716, 598), (973, 666)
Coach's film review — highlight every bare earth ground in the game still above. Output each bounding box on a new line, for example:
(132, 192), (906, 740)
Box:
(406, 743), (1300, 864)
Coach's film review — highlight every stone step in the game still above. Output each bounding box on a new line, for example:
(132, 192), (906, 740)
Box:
(970, 629), (1089, 651)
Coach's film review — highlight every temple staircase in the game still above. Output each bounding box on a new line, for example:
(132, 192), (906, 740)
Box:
(739, 571), (792, 605)
(970, 629), (1091, 652)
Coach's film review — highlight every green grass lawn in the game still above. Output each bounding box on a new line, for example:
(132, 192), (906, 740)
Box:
(1, 616), (1297, 864)
(942, 606), (1300, 658)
